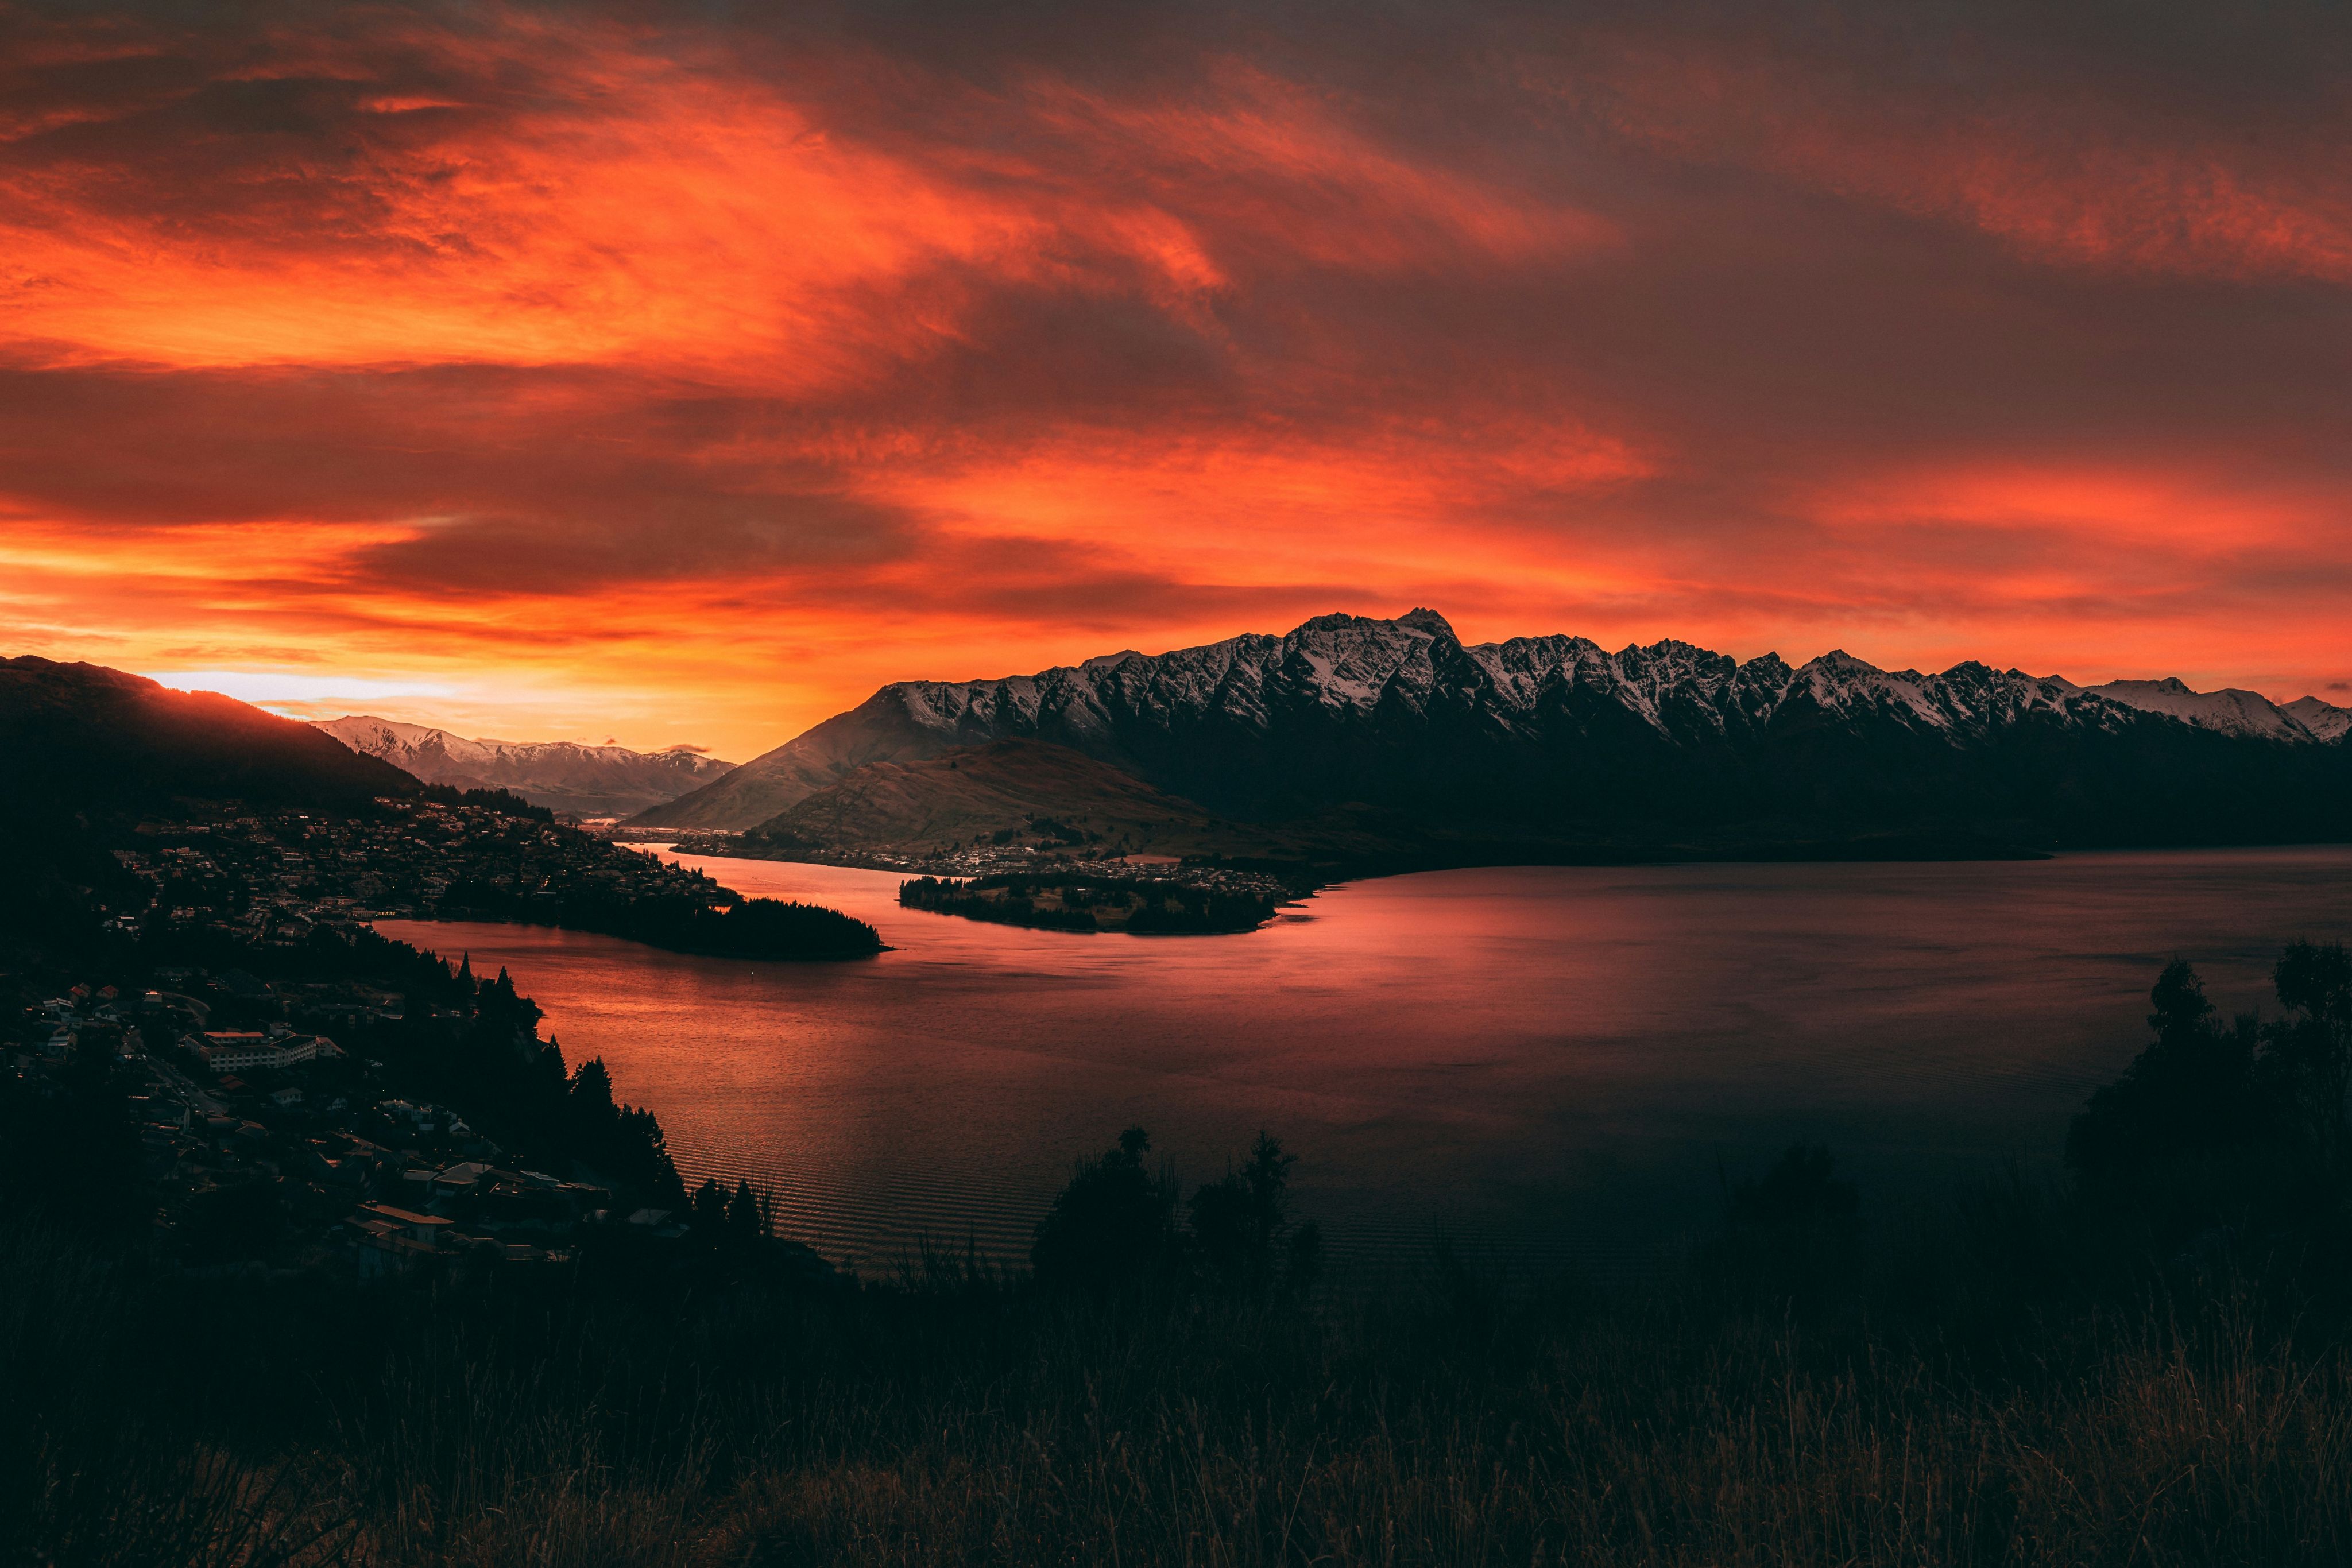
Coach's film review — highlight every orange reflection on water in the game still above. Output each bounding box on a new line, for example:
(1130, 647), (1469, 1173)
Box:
(382, 846), (2352, 1273)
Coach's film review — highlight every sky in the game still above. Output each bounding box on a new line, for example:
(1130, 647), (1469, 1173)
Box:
(3, 0), (2348, 760)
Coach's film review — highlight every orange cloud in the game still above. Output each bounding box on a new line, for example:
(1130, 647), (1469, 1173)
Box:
(1557, 30), (2352, 284)
(864, 412), (1652, 601)
(1020, 63), (1619, 276)
(2, 23), (1041, 385)
(0, 16), (1608, 387)
(5, 2), (2350, 755)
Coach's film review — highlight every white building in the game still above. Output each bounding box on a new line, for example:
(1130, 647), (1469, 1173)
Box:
(194, 1031), (341, 1074)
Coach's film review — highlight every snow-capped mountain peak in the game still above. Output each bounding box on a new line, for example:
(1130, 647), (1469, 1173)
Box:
(314, 716), (733, 816)
(2285, 696), (2352, 743)
(2083, 679), (2318, 742)
(632, 610), (2349, 831)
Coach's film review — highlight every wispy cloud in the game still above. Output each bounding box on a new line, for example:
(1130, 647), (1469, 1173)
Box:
(6, 0), (2348, 752)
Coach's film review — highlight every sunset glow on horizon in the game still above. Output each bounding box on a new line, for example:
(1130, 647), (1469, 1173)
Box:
(6, 0), (2349, 758)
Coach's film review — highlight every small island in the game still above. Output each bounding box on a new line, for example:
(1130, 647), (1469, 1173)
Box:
(899, 873), (1280, 935)
(449, 880), (887, 959)
(589, 893), (886, 959)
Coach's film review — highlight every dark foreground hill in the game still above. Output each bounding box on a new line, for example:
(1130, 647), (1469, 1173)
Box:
(636, 611), (2352, 862)
(11, 947), (2352, 1565)
(1, 656), (417, 815)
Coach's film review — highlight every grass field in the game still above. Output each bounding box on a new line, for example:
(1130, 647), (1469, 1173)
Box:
(12, 1167), (2352, 1568)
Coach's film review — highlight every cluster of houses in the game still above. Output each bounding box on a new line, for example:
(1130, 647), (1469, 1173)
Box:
(310, 1137), (616, 1273)
(99, 795), (734, 947)
(11, 793), (785, 1276)
(9, 972), (672, 1277)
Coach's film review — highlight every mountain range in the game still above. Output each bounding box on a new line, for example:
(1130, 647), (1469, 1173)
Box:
(635, 610), (2352, 862)
(312, 717), (733, 817)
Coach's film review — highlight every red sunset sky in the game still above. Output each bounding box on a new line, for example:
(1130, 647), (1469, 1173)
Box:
(3, 0), (2348, 759)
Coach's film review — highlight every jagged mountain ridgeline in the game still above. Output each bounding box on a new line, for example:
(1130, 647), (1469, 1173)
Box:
(634, 611), (2352, 862)
(314, 717), (733, 816)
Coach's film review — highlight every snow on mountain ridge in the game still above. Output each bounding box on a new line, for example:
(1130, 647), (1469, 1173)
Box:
(2285, 696), (2352, 743)
(314, 715), (734, 815)
(630, 611), (2344, 831)
(848, 615), (2326, 753)
(318, 716), (698, 769)
(2083, 679), (2320, 742)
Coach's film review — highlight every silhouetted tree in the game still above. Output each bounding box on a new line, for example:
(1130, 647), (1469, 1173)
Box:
(559, 1057), (684, 1205)
(690, 1178), (729, 1241)
(726, 1179), (764, 1246)
(471, 965), (543, 1055)
(2068, 959), (2266, 1183)
(570, 1057), (614, 1114)
(1031, 1127), (1175, 1292)
(1188, 1130), (1296, 1288)
(2261, 941), (2352, 1158)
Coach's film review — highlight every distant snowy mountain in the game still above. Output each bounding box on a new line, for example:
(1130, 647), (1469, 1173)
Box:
(315, 717), (732, 817)
(2079, 677), (2343, 744)
(2285, 696), (2352, 744)
(635, 611), (2352, 855)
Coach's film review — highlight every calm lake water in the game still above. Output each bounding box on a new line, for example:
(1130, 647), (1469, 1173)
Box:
(379, 846), (2352, 1274)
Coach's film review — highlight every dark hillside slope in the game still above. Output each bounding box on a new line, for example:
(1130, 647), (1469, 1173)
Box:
(0, 657), (421, 953)
(633, 692), (952, 830)
(0, 656), (418, 815)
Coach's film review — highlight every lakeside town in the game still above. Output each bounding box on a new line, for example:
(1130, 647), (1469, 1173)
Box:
(2, 789), (834, 1280)
(14, 973), (606, 1272)
(109, 791), (735, 943)
(6, 943), (833, 1281)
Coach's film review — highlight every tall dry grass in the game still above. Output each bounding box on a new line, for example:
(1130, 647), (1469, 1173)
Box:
(9, 1198), (2352, 1567)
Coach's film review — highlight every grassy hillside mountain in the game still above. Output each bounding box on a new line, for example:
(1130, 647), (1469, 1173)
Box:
(747, 739), (1280, 860)
(632, 692), (948, 831)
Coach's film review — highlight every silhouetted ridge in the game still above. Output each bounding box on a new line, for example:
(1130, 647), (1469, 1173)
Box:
(629, 613), (2352, 857)
(0, 656), (417, 814)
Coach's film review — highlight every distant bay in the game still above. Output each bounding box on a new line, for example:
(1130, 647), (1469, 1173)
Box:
(379, 845), (2352, 1275)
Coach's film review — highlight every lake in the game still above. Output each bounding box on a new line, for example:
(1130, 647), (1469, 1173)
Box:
(378, 846), (2352, 1275)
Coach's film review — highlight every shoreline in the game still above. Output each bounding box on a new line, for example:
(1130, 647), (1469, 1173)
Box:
(632, 831), (2352, 881)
